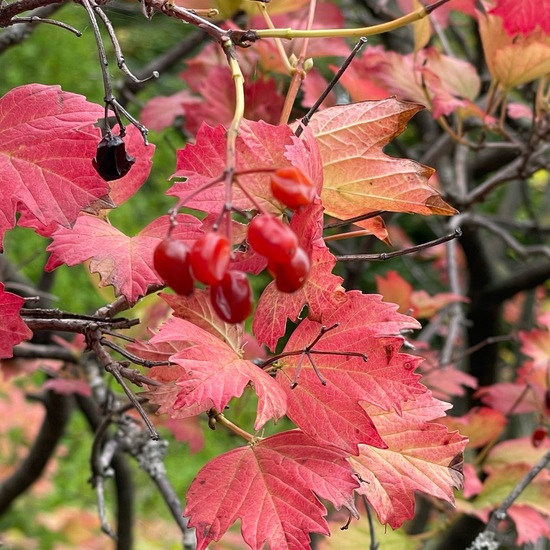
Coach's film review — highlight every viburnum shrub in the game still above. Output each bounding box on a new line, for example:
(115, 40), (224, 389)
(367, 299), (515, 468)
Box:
(2, 0), (550, 548)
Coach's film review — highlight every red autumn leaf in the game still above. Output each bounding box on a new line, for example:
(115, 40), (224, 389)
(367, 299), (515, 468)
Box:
(169, 121), (319, 221)
(0, 84), (110, 244)
(253, 202), (347, 350)
(161, 290), (243, 349)
(508, 505), (550, 545)
(308, 99), (456, 226)
(45, 214), (202, 303)
(417, 360), (478, 401)
(140, 90), (195, 132)
(275, 291), (424, 454)
(351, 393), (467, 528)
(475, 381), (539, 415)
(0, 282), (33, 359)
(149, 316), (287, 429)
(185, 430), (359, 550)
(489, 0), (550, 36)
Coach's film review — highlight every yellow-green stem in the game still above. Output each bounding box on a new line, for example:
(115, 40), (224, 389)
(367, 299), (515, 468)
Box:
(214, 411), (256, 443)
(257, 2), (293, 74)
(255, 4), (434, 40)
(226, 53), (245, 169)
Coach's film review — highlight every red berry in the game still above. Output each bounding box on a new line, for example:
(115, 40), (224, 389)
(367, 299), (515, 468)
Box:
(270, 246), (311, 293)
(190, 232), (231, 286)
(247, 214), (298, 264)
(270, 167), (315, 210)
(210, 271), (252, 323)
(153, 238), (194, 296)
(531, 426), (548, 448)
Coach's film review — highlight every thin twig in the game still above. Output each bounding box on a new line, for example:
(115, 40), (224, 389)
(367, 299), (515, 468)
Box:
(467, 448), (550, 550)
(295, 37), (367, 137)
(335, 228), (462, 262)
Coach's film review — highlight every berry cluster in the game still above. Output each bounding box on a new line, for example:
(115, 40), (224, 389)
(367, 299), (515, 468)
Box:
(153, 166), (315, 323)
(153, 233), (252, 324)
(248, 166), (315, 292)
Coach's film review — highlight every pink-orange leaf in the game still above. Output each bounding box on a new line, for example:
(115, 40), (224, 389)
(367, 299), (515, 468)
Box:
(45, 214), (201, 303)
(308, 99), (456, 224)
(150, 317), (287, 429)
(479, 11), (550, 88)
(185, 430), (359, 550)
(276, 291), (424, 453)
(170, 121), (317, 220)
(351, 394), (466, 528)
(0, 282), (32, 359)
(0, 84), (110, 244)
(161, 290), (243, 352)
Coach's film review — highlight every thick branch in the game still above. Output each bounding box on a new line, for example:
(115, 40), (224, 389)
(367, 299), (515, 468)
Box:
(0, 0), (64, 26)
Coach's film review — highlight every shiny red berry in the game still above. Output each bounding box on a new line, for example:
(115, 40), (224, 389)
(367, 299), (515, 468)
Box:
(270, 246), (311, 293)
(153, 238), (194, 296)
(270, 167), (315, 210)
(190, 232), (231, 286)
(210, 271), (252, 324)
(531, 426), (548, 448)
(247, 214), (298, 264)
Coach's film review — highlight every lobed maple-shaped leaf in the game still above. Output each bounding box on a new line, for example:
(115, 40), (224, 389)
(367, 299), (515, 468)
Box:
(351, 393), (467, 528)
(354, 46), (482, 120)
(479, 11), (550, 88)
(275, 291), (424, 454)
(169, 121), (320, 221)
(308, 99), (456, 229)
(0, 84), (111, 245)
(0, 282), (33, 359)
(489, 0), (550, 36)
(253, 202), (347, 350)
(161, 290), (243, 350)
(149, 316), (287, 429)
(45, 213), (202, 303)
(185, 430), (359, 550)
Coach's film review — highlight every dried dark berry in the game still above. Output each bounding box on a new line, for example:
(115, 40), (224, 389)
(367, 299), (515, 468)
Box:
(92, 134), (135, 181)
